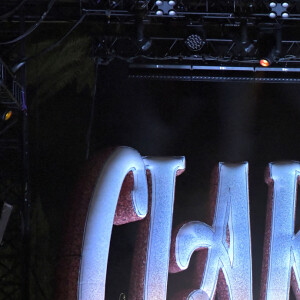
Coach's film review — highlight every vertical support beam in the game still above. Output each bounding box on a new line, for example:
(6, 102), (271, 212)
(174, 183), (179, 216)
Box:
(19, 10), (30, 300)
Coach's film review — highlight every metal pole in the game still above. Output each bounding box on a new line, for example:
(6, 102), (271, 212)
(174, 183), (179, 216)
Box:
(20, 9), (30, 300)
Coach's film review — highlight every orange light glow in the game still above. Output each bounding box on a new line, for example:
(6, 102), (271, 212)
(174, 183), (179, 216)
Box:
(260, 59), (270, 67)
(3, 111), (12, 121)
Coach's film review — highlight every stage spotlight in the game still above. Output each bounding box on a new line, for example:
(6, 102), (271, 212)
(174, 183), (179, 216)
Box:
(259, 47), (278, 67)
(237, 21), (255, 55)
(135, 0), (148, 10)
(269, 1), (289, 19)
(154, 0), (176, 16)
(260, 59), (271, 67)
(136, 17), (152, 51)
(140, 39), (152, 51)
(259, 27), (282, 67)
(2, 110), (12, 121)
(185, 34), (204, 52)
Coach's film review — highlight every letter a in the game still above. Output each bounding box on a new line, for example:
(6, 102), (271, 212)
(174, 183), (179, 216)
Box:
(261, 162), (300, 300)
(170, 163), (252, 300)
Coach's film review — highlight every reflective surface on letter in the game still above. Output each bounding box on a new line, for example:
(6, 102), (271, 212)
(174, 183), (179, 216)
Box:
(78, 147), (148, 300)
(174, 163), (252, 299)
(129, 157), (185, 300)
(261, 162), (300, 300)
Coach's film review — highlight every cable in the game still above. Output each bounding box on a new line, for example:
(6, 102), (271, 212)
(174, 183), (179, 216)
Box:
(0, 0), (28, 20)
(0, 0), (57, 45)
(12, 13), (87, 72)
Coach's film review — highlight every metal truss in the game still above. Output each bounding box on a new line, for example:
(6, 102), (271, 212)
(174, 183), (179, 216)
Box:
(0, 145), (24, 300)
(94, 32), (300, 82)
(80, 0), (300, 21)
(0, 58), (27, 300)
(77, 1), (300, 81)
(0, 60), (24, 110)
(0, 201), (24, 300)
(0, 1), (297, 23)
(96, 35), (300, 63)
(2, 0), (300, 81)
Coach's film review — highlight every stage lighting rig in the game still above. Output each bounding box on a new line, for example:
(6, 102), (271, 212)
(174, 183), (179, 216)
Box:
(134, 0), (149, 19)
(2, 110), (12, 122)
(76, 0), (300, 81)
(136, 18), (152, 51)
(134, 0), (152, 51)
(135, 0), (149, 11)
(185, 34), (205, 52)
(268, 1), (290, 18)
(258, 26), (282, 67)
(234, 21), (255, 57)
(155, 0), (176, 16)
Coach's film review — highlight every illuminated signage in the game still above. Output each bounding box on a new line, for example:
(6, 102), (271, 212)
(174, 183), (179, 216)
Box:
(57, 147), (300, 300)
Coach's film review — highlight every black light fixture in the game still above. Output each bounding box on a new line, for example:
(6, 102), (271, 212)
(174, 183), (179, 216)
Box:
(185, 34), (204, 52)
(259, 58), (271, 67)
(239, 21), (255, 55)
(268, 1), (290, 18)
(135, 3), (152, 52)
(232, 21), (255, 57)
(136, 19), (152, 51)
(260, 48), (277, 67)
(155, 0), (176, 16)
(135, 0), (149, 12)
(259, 26), (282, 67)
(138, 38), (152, 51)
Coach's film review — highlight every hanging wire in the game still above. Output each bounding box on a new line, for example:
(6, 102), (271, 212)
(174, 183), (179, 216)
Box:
(0, 0), (28, 20)
(0, 0), (57, 45)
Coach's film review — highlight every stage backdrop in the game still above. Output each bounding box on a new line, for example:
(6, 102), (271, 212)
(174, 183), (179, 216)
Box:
(34, 60), (300, 299)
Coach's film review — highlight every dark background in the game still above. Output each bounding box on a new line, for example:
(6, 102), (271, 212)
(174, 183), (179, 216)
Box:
(2, 1), (300, 299)
(33, 59), (300, 299)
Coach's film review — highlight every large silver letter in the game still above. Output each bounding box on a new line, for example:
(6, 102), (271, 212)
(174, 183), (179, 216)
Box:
(261, 162), (300, 300)
(78, 147), (148, 300)
(171, 162), (252, 299)
(129, 156), (185, 300)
